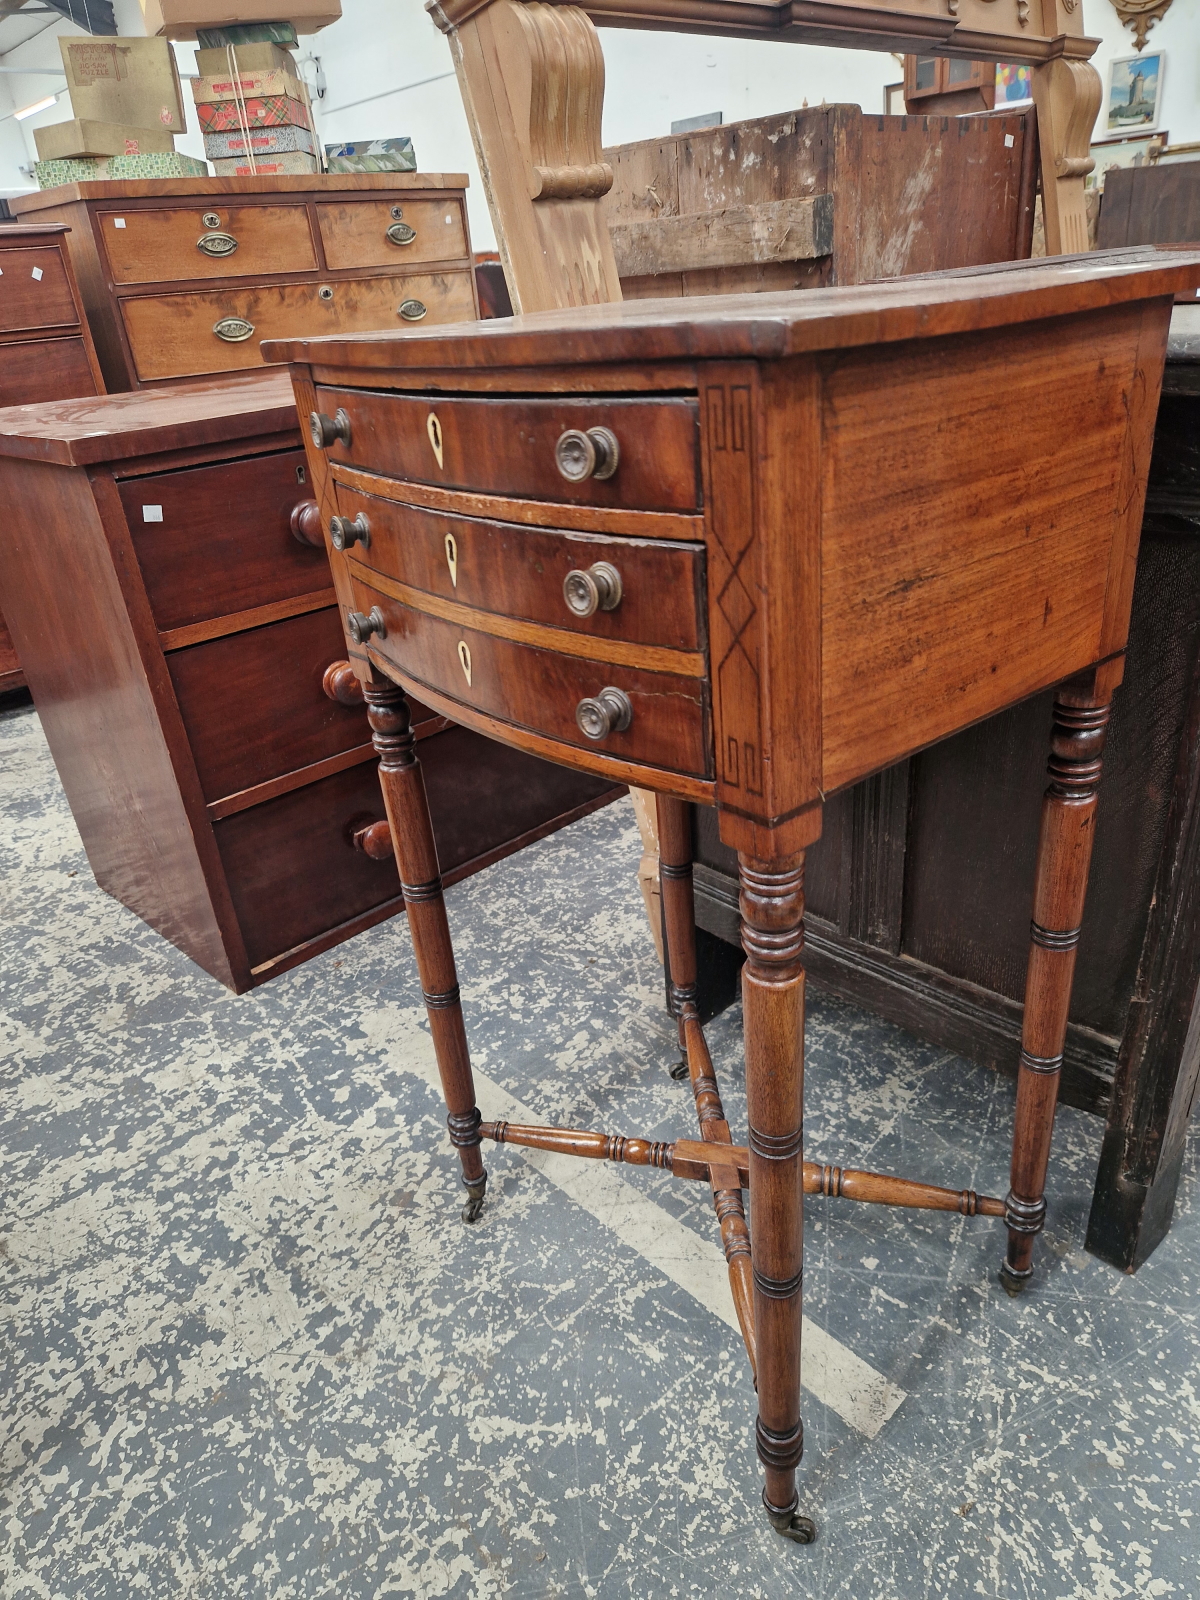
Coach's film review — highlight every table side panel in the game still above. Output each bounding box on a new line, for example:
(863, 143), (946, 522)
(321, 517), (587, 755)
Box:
(819, 306), (1146, 793)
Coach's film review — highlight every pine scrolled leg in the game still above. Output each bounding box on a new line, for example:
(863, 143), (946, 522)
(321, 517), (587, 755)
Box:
(1001, 688), (1113, 1294)
(740, 850), (815, 1545)
(364, 679), (487, 1223)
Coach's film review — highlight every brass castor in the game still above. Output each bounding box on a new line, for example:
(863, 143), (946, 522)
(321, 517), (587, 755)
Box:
(668, 1054), (689, 1081)
(763, 1492), (816, 1544)
(999, 1261), (1032, 1298)
(461, 1173), (487, 1224)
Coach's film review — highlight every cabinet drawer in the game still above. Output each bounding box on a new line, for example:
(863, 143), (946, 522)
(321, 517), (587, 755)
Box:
(122, 270), (477, 382)
(214, 759), (400, 968)
(0, 336), (96, 405)
(313, 388), (701, 512)
(333, 484), (705, 652)
(167, 606), (368, 803)
(121, 448), (326, 632)
(316, 198), (469, 270)
(0, 247), (78, 332)
(99, 204), (317, 284)
(351, 578), (711, 779)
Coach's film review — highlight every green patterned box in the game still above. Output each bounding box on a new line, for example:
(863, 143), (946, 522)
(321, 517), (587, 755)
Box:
(36, 151), (209, 187)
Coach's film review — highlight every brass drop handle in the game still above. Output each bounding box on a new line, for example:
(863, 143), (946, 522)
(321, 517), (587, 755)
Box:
(576, 686), (633, 741)
(555, 426), (620, 483)
(330, 512), (370, 551)
(563, 561), (622, 618)
(322, 660), (364, 706)
(386, 220), (417, 246)
(213, 316), (254, 343)
(310, 408), (351, 450)
(346, 606), (386, 644)
(352, 819), (395, 860)
(197, 230), (237, 257)
(289, 498), (324, 547)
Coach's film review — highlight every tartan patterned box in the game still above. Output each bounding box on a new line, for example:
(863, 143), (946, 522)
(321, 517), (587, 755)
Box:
(195, 94), (310, 134)
(202, 123), (316, 159)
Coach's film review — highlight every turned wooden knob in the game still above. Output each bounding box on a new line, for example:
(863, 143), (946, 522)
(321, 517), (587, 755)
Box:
(330, 512), (370, 551)
(322, 659), (364, 705)
(290, 499), (324, 547)
(555, 426), (619, 483)
(563, 560), (622, 617)
(346, 606), (386, 644)
(310, 407), (351, 450)
(352, 819), (394, 859)
(576, 686), (632, 740)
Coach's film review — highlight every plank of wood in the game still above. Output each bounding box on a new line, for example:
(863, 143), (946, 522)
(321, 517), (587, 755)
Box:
(157, 588), (337, 653)
(609, 195), (834, 278)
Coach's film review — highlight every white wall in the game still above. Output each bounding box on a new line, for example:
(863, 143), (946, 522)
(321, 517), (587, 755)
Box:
(2, 0), (1197, 239)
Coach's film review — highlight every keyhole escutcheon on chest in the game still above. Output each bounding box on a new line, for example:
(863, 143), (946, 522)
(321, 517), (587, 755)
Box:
(444, 532), (458, 587)
(457, 639), (472, 686)
(427, 411), (444, 469)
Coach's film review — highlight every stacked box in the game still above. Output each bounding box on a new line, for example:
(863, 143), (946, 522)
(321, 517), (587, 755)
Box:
(140, 3), (340, 42)
(35, 119), (176, 162)
(197, 95), (310, 135)
(35, 152), (209, 188)
(203, 124), (316, 159)
(324, 137), (416, 174)
(211, 152), (319, 176)
(192, 42), (316, 169)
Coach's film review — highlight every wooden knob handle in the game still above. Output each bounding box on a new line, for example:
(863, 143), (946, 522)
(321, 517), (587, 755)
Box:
(310, 407), (351, 450)
(352, 819), (394, 860)
(322, 659), (364, 705)
(346, 606), (386, 644)
(576, 686), (632, 740)
(555, 426), (619, 483)
(290, 499), (324, 547)
(563, 560), (622, 617)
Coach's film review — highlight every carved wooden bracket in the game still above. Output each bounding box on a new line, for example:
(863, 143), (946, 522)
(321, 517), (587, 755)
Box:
(1032, 57), (1103, 255)
(1108, 0), (1172, 49)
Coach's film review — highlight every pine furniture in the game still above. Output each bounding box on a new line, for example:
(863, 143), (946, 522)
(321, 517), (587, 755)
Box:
(267, 247), (1200, 1539)
(9, 175), (477, 391)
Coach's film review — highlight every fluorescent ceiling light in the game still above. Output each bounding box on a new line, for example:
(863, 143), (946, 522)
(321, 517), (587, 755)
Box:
(15, 95), (58, 120)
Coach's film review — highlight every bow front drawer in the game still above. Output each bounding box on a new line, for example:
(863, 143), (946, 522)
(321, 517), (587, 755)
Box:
(327, 484), (706, 655)
(310, 388), (701, 511)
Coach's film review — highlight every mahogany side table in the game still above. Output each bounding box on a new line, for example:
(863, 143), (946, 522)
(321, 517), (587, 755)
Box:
(266, 247), (1200, 1541)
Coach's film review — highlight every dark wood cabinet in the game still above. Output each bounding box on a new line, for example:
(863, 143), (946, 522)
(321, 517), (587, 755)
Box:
(0, 371), (618, 991)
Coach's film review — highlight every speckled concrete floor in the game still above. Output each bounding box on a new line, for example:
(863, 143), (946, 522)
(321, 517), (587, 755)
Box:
(2, 695), (1198, 1599)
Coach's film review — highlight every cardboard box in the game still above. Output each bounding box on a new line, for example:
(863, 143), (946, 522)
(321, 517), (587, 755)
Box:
(196, 96), (311, 135)
(196, 21), (298, 47)
(59, 37), (185, 134)
(212, 152), (319, 176)
(139, 0), (339, 42)
(324, 137), (416, 174)
(35, 151), (208, 188)
(34, 118), (177, 161)
(203, 124), (316, 159)
(191, 69), (304, 105)
(194, 42), (295, 76)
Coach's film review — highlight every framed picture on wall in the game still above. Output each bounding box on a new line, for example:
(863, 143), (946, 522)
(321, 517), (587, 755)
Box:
(1106, 53), (1164, 134)
(1088, 130), (1168, 191)
(994, 63), (1033, 109)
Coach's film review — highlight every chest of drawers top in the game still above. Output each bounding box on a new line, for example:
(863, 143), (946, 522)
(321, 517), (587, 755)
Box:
(11, 174), (476, 393)
(269, 247), (1200, 856)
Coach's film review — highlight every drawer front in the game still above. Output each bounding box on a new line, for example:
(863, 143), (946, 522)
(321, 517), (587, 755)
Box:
(168, 606), (368, 803)
(99, 204), (317, 284)
(0, 336), (96, 405)
(0, 247), (78, 332)
(316, 198), (469, 271)
(314, 389), (701, 512)
(333, 484), (705, 653)
(122, 270), (477, 382)
(120, 448), (326, 632)
(352, 578), (710, 778)
(214, 759), (400, 969)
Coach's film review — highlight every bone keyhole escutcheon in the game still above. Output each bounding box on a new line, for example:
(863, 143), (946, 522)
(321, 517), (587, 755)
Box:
(444, 532), (458, 587)
(457, 640), (472, 686)
(427, 411), (444, 469)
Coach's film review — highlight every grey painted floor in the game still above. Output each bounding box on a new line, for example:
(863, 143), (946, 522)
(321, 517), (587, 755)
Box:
(2, 696), (1198, 1599)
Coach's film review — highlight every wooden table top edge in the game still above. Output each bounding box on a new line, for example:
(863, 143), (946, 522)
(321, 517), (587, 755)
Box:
(9, 174), (473, 215)
(262, 248), (1200, 372)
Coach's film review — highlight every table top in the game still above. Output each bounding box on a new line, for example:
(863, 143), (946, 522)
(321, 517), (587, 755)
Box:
(0, 370), (296, 466)
(10, 173), (472, 216)
(264, 248), (1200, 375)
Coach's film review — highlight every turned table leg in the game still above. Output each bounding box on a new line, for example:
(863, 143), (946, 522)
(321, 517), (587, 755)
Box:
(1002, 688), (1112, 1292)
(657, 796), (698, 1079)
(740, 851), (814, 1544)
(364, 680), (487, 1222)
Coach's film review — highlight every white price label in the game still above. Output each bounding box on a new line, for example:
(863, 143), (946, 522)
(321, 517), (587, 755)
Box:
(113, 217), (126, 228)
(1004, 134), (1015, 148)
(31, 267), (43, 280)
(142, 505), (163, 523)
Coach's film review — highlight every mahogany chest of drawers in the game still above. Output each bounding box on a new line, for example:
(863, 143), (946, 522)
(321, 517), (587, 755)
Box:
(0, 371), (616, 989)
(10, 175), (478, 391)
(0, 221), (104, 695)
